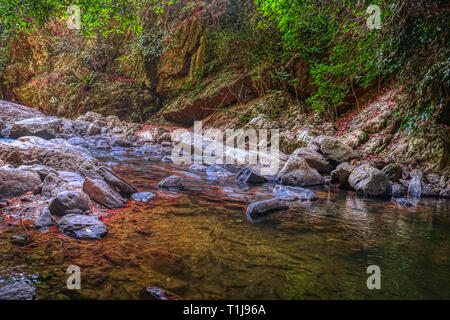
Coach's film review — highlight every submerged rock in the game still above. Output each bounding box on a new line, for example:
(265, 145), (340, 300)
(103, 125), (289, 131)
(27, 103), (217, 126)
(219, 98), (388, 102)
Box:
(0, 282), (37, 300)
(48, 191), (91, 216)
(158, 175), (185, 190)
(348, 164), (392, 198)
(141, 287), (182, 300)
(132, 192), (156, 203)
(57, 214), (107, 240)
(246, 198), (290, 222)
(273, 185), (318, 201)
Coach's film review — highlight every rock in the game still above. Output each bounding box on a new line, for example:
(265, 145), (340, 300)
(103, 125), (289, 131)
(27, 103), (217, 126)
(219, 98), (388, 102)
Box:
(57, 214), (107, 240)
(132, 192), (156, 203)
(313, 135), (360, 164)
(394, 198), (415, 207)
(83, 178), (127, 209)
(48, 191), (91, 216)
(86, 123), (102, 136)
(67, 137), (89, 148)
(407, 178), (422, 198)
(0, 101), (44, 135)
(141, 287), (182, 300)
(41, 172), (67, 197)
(0, 139), (100, 179)
(0, 282), (36, 300)
(440, 187), (450, 199)
(392, 184), (407, 198)
(339, 130), (369, 149)
(246, 198), (290, 222)
(9, 117), (62, 140)
(136, 131), (156, 144)
(206, 163), (234, 181)
(236, 167), (267, 185)
(330, 162), (354, 189)
(158, 175), (184, 190)
(76, 111), (105, 123)
(189, 164), (207, 172)
(410, 169), (423, 180)
(34, 208), (55, 230)
(96, 166), (137, 197)
(0, 168), (42, 200)
(111, 134), (133, 147)
(161, 156), (173, 163)
(157, 132), (172, 144)
(348, 164), (392, 198)
(382, 163), (402, 182)
(292, 147), (333, 174)
(273, 185), (318, 201)
(277, 156), (325, 187)
(421, 183), (439, 197)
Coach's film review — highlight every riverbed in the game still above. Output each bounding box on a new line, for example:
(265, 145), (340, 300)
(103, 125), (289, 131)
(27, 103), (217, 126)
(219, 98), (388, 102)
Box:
(0, 146), (449, 299)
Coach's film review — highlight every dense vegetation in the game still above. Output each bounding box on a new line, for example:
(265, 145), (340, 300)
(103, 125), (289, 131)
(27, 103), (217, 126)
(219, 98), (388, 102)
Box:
(0, 0), (448, 122)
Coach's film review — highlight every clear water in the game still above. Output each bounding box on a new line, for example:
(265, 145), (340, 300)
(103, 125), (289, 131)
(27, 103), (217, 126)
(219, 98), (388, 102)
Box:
(0, 148), (449, 299)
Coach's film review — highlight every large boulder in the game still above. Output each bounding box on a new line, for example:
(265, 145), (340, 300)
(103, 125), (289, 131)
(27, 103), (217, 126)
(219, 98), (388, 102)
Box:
(57, 214), (107, 240)
(313, 135), (360, 164)
(9, 117), (63, 140)
(348, 164), (392, 198)
(82, 178), (127, 209)
(277, 156), (325, 187)
(293, 146), (333, 174)
(0, 140), (100, 179)
(0, 168), (42, 200)
(48, 191), (91, 216)
(246, 198), (290, 222)
(273, 185), (318, 201)
(0, 101), (44, 136)
(339, 129), (369, 149)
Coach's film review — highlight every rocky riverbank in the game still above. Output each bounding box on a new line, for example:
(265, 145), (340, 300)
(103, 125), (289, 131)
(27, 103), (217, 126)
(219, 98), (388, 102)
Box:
(1, 100), (449, 228)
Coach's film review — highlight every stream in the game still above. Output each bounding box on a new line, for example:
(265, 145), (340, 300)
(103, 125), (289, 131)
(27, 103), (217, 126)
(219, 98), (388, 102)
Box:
(0, 145), (449, 299)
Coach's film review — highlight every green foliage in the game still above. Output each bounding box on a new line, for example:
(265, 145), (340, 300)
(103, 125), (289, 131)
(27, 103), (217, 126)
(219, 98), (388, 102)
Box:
(256, 0), (449, 117)
(0, 0), (174, 37)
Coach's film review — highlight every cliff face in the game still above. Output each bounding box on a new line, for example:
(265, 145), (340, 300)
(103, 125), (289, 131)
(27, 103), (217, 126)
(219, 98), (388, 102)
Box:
(2, 22), (154, 121)
(0, 1), (448, 174)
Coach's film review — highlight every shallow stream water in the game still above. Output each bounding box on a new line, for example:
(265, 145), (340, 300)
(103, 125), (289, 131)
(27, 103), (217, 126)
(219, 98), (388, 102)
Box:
(0, 146), (449, 299)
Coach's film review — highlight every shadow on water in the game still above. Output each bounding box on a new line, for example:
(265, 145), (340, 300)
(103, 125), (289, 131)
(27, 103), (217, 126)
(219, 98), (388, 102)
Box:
(0, 147), (449, 299)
